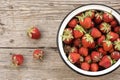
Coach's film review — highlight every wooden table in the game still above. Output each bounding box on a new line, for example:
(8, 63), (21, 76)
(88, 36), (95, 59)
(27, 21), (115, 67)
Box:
(0, 0), (120, 80)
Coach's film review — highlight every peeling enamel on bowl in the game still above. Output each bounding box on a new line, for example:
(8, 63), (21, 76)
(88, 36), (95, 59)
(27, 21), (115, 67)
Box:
(57, 4), (120, 76)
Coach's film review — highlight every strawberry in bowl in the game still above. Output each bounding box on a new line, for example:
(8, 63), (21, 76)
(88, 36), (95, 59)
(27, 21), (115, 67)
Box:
(57, 4), (120, 76)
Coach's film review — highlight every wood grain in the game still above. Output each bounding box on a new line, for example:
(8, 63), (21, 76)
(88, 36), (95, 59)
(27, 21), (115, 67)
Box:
(0, 0), (119, 80)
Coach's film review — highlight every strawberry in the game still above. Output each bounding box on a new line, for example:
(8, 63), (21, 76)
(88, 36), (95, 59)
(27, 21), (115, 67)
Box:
(114, 26), (120, 33)
(90, 63), (99, 72)
(85, 55), (92, 63)
(62, 28), (74, 44)
(68, 19), (77, 28)
(91, 51), (102, 62)
(98, 47), (107, 56)
(77, 14), (92, 29)
(94, 12), (103, 24)
(99, 55), (112, 68)
(99, 22), (111, 33)
(12, 54), (24, 66)
(33, 49), (44, 60)
(73, 25), (86, 38)
(103, 12), (114, 22)
(79, 47), (88, 57)
(97, 35), (105, 45)
(114, 38), (120, 51)
(106, 32), (119, 41)
(82, 34), (94, 48)
(111, 51), (120, 60)
(68, 52), (80, 63)
(103, 40), (113, 51)
(70, 47), (78, 53)
(91, 28), (102, 38)
(110, 20), (117, 27)
(91, 21), (95, 27)
(64, 45), (71, 54)
(73, 38), (81, 47)
(27, 27), (41, 39)
(90, 42), (96, 49)
(81, 62), (90, 71)
(85, 10), (95, 19)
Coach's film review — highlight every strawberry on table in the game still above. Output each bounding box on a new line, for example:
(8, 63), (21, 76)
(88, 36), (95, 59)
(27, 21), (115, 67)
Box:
(27, 27), (41, 39)
(90, 63), (99, 72)
(68, 52), (80, 64)
(33, 49), (44, 60)
(91, 28), (102, 38)
(12, 54), (24, 66)
(85, 10), (95, 19)
(111, 51), (120, 60)
(79, 47), (88, 57)
(103, 12), (114, 22)
(106, 31), (119, 41)
(85, 55), (92, 63)
(91, 51), (102, 62)
(82, 34), (94, 48)
(99, 22), (111, 33)
(94, 12), (103, 24)
(99, 55), (113, 68)
(103, 40), (113, 51)
(114, 38), (120, 51)
(73, 25), (86, 38)
(68, 19), (78, 28)
(62, 28), (74, 44)
(81, 62), (90, 71)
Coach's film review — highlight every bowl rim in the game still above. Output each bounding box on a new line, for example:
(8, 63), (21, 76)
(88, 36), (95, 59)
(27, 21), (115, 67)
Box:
(57, 4), (120, 77)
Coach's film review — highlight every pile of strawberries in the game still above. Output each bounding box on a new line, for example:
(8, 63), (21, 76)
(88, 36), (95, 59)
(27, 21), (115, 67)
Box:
(62, 10), (120, 71)
(12, 27), (44, 67)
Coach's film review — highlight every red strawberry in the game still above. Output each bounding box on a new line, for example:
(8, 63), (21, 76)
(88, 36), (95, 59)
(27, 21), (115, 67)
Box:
(99, 55), (112, 68)
(110, 20), (117, 27)
(62, 28), (74, 44)
(103, 12), (114, 22)
(103, 40), (113, 51)
(82, 34), (94, 48)
(79, 47), (88, 57)
(106, 32), (119, 41)
(77, 15), (92, 29)
(85, 10), (95, 19)
(111, 51), (120, 60)
(73, 38), (81, 47)
(114, 38), (120, 51)
(68, 19), (77, 28)
(114, 26), (120, 33)
(27, 27), (41, 39)
(99, 22), (111, 33)
(73, 25), (86, 38)
(81, 62), (90, 71)
(97, 35), (105, 45)
(91, 28), (102, 38)
(12, 54), (24, 66)
(85, 55), (92, 63)
(94, 12), (103, 24)
(68, 52), (80, 63)
(70, 47), (78, 53)
(90, 42), (96, 49)
(91, 21), (95, 27)
(90, 63), (99, 72)
(91, 51), (102, 62)
(33, 49), (44, 60)
(98, 47), (107, 56)
(109, 48), (114, 53)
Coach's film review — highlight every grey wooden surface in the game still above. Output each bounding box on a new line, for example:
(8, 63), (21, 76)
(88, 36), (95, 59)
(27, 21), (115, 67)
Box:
(0, 0), (120, 80)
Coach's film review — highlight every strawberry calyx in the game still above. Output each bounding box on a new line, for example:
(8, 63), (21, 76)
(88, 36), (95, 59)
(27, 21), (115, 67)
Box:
(85, 10), (94, 18)
(103, 40), (112, 47)
(83, 34), (94, 43)
(106, 32), (113, 40)
(62, 28), (73, 41)
(95, 12), (103, 19)
(114, 39), (120, 51)
(74, 24), (86, 33)
(76, 13), (86, 22)
(101, 22), (111, 33)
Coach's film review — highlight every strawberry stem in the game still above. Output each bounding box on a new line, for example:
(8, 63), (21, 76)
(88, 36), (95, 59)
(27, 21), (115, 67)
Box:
(74, 24), (86, 33)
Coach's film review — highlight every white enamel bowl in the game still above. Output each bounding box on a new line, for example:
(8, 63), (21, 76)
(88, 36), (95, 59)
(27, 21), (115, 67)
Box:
(57, 4), (120, 76)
